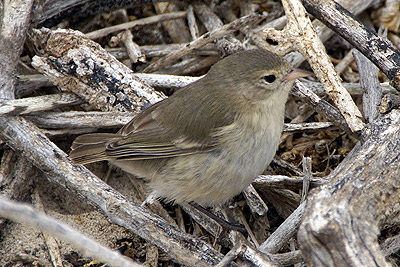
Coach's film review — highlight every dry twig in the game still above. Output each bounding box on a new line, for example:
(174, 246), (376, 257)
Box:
(144, 13), (263, 72)
(0, 197), (140, 267)
(299, 110), (400, 266)
(263, 0), (365, 133)
(31, 28), (165, 112)
(85, 11), (187, 39)
(302, 0), (400, 90)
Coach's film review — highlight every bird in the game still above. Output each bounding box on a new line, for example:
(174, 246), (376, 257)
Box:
(70, 49), (311, 207)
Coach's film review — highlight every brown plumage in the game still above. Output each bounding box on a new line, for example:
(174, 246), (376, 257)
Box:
(70, 49), (311, 206)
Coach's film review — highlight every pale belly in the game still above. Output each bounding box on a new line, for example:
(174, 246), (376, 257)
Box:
(113, 102), (285, 206)
(146, 124), (281, 206)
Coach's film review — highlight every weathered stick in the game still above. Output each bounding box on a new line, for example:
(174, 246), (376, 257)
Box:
(250, 0), (375, 67)
(86, 11), (187, 39)
(353, 50), (382, 122)
(254, 175), (326, 191)
(31, 28), (165, 112)
(192, 1), (242, 56)
(298, 110), (400, 266)
(154, 2), (191, 43)
(0, 93), (82, 116)
(264, 0), (365, 133)
(293, 81), (352, 134)
(0, 197), (139, 267)
(259, 202), (306, 254)
(143, 14), (263, 72)
(0, 0), (34, 100)
(302, 0), (400, 91)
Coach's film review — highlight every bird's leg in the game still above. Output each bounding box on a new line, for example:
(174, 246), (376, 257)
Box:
(189, 202), (248, 237)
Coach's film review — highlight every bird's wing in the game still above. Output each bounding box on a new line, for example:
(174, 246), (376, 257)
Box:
(108, 77), (239, 160)
(118, 100), (163, 135)
(106, 129), (216, 160)
(106, 100), (218, 160)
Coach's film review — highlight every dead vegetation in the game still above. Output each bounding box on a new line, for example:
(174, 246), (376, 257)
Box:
(1, 0), (400, 266)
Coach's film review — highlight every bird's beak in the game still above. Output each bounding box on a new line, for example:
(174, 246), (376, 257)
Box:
(282, 69), (313, 81)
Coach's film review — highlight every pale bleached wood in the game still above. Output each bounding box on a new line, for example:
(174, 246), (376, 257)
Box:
(302, 81), (396, 96)
(193, 1), (242, 56)
(254, 175), (326, 190)
(16, 74), (53, 97)
(353, 49), (382, 122)
(31, 28), (165, 112)
(243, 185), (269, 216)
(108, 43), (218, 59)
(143, 14), (263, 72)
(111, 10), (145, 64)
(283, 121), (334, 132)
(25, 111), (133, 129)
(259, 202), (306, 254)
(154, 2), (191, 43)
(298, 110), (400, 266)
(33, 189), (72, 267)
(0, 0), (34, 100)
(0, 93), (82, 116)
(0, 197), (140, 267)
(217, 241), (303, 266)
(0, 152), (36, 229)
(335, 48), (355, 75)
(17, 73), (199, 96)
(264, 0), (365, 133)
(241, 242), (275, 267)
(85, 11), (187, 39)
(300, 157), (312, 203)
(0, 0), (35, 227)
(381, 233), (400, 258)
(187, 5), (200, 40)
(293, 81), (351, 133)
(302, 0), (400, 90)
(379, 94), (400, 114)
(250, 0), (375, 67)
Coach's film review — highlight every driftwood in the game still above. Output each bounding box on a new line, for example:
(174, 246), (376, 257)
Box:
(0, 197), (139, 267)
(2, 0), (400, 266)
(31, 28), (165, 112)
(298, 109), (400, 266)
(85, 11), (187, 40)
(143, 13), (263, 72)
(302, 0), (400, 91)
(263, 0), (365, 133)
(0, 93), (82, 116)
(192, 0), (243, 56)
(353, 50), (382, 122)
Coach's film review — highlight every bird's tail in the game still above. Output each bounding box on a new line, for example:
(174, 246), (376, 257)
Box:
(70, 133), (121, 165)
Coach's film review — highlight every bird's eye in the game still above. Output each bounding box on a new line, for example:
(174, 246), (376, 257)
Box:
(263, 75), (276, 83)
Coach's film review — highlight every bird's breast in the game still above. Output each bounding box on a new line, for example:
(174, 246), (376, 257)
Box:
(215, 101), (285, 178)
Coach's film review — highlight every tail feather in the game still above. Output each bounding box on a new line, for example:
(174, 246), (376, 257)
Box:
(70, 133), (121, 165)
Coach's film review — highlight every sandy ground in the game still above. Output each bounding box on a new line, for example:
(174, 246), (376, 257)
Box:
(0, 162), (149, 266)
